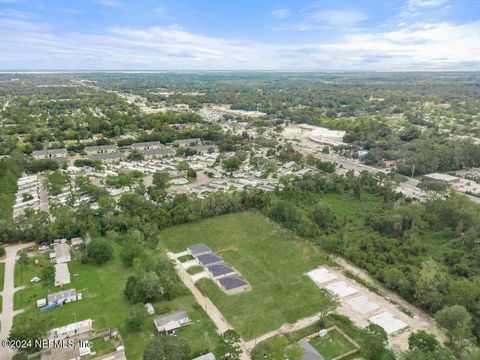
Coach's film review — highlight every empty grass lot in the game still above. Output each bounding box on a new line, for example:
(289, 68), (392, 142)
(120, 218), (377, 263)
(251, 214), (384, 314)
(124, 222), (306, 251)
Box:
(309, 330), (357, 359)
(14, 243), (221, 359)
(14, 251), (50, 287)
(158, 210), (334, 340)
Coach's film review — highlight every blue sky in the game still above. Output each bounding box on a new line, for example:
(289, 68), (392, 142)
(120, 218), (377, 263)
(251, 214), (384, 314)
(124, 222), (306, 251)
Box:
(0, 0), (479, 70)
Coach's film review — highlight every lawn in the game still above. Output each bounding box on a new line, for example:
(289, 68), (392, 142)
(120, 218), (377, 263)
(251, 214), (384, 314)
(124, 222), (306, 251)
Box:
(14, 251), (50, 287)
(309, 330), (357, 360)
(158, 210), (334, 340)
(187, 266), (204, 275)
(14, 243), (222, 359)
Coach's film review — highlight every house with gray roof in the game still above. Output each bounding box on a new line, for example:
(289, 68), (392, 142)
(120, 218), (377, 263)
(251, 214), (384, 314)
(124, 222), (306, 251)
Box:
(131, 141), (163, 151)
(143, 148), (175, 157)
(47, 288), (77, 306)
(187, 243), (212, 257)
(32, 148), (68, 159)
(297, 339), (325, 360)
(154, 310), (190, 333)
(84, 144), (117, 154)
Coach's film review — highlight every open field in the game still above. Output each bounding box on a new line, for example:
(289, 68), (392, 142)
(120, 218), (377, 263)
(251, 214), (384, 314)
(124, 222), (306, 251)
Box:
(158, 211), (334, 339)
(14, 243), (221, 359)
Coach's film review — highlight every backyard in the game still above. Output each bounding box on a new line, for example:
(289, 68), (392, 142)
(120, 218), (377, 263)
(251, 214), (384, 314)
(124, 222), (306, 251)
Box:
(158, 210), (334, 339)
(309, 329), (358, 360)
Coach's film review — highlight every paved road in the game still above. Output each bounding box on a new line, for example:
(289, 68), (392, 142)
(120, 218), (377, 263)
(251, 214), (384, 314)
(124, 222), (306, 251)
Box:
(168, 253), (251, 360)
(0, 242), (35, 360)
(292, 143), (480, 204)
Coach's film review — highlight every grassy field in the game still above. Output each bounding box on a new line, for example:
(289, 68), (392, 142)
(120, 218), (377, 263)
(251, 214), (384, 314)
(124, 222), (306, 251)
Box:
(158, 210), (334, 340)
(14, 243), (222, 359)
(14, 251), (50, 287)
(309, 330), (357, 359)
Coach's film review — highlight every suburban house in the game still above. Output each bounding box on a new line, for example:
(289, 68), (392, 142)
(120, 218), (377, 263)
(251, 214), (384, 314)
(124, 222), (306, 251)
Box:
(54, 243), (71, 264)
(84, 144), (118, 155)
(47, 288), (78, 306)
(32, 148), (68, 159)
(131, 141), (163, 151)
(55, 263), (71, 286)
(187, 243), (212, 257)
(49, 319), (93, 339)
(154, 310), (190, 333)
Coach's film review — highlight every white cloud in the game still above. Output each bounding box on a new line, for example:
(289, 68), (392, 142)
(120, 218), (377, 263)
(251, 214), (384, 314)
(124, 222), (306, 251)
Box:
(97, 0), (123, 7)
(271, 8), (291, 19)
(295, 9), (369, 31)
(0, 15), (478, 70)
(407, 0), (448, 8)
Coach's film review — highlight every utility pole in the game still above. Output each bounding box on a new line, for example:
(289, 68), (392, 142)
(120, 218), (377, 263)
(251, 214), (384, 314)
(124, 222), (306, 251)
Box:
(411, 164), (415, 179)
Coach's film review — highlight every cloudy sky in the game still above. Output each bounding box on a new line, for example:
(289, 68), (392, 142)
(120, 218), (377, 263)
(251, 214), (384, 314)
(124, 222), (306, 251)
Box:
(0, 0), (479, 70)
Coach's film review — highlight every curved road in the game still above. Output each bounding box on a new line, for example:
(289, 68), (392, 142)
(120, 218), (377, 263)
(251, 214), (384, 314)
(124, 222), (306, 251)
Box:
(0, 242), (35, 360)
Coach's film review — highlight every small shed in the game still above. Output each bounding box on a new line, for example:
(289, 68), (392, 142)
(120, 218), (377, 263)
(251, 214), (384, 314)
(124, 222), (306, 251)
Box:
(145, 303), (155, 315)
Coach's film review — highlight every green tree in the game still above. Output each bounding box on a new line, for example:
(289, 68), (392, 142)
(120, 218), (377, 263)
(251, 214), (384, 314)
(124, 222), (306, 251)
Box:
(414, 260), (447, 312)
(125, 304), (147, 331)
(41, 263), (55, 287)
(222, 156), (242, 175)
(408, 330), (439, 353)
(143, 335), (190, 360)
(435, 305), (472, 354)
(9, 317), (49, 352)
(218, 330), (242, 360)
(87, 238), (113, 264)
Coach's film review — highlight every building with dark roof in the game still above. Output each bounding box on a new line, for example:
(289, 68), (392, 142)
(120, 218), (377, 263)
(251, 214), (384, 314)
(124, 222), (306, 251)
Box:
(197, 253), (223, 267)
(218, 275), (250, 294)
(206, 263), (235, 279)
(187, 243), (212, 257)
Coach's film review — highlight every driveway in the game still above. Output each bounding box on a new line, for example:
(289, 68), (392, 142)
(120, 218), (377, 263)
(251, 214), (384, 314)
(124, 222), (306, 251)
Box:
(0, 242), (36, 360)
